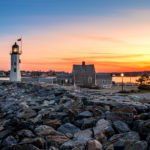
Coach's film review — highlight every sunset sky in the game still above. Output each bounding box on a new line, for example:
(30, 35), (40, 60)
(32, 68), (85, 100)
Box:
(0, 0), (150, 72)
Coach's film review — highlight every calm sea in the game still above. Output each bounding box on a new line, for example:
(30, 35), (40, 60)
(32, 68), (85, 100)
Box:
(112, 76), (140, 83)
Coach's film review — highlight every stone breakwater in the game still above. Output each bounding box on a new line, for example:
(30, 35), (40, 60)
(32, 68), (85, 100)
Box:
(0, 82), (150, 150)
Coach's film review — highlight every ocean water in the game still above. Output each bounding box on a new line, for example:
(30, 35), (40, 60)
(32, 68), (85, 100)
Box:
(112, 76), (140, 83)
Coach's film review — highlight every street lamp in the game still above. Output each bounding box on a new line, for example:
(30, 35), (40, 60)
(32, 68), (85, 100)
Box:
(120, 73), (124, 92)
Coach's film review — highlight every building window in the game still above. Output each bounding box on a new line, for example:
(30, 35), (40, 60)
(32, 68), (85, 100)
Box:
(14, 62), (16, 66)
(14, 68), (16, 72)
(88, 77), (92, 84)
(65, 79), (68, 83)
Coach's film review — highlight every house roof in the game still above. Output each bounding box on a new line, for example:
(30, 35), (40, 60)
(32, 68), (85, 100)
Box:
(73, 63), (95, 74)
(56, 73), (72, 79)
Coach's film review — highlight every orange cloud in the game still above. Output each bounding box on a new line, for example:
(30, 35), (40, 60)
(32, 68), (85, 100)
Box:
(68, 34), (122, 43)
(61, 54), (145, 61)
(1, 9), (150, 72)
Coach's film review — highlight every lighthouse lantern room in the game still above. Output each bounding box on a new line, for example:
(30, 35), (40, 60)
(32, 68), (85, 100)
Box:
(10, 42), (22, 82)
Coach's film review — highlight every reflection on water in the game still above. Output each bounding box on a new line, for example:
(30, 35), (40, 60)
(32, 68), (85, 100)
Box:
(0, 77), (9, 81)
(112, 76), (140, 83)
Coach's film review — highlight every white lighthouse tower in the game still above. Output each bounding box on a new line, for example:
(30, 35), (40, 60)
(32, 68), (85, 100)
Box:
(10, 42), (22, 82)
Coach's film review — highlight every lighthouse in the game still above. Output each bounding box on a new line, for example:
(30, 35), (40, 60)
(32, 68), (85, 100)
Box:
(10, 42), (22, 82)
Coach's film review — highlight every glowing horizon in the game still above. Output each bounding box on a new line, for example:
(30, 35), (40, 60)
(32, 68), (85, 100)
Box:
(0, 1), (150, 72)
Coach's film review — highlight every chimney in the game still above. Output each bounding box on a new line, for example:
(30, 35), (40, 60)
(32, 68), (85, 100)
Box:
(82, 61), (85, 66)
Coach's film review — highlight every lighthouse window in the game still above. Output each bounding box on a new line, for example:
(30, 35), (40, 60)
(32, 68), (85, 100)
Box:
(14, 68), (16, 72)
(14, 62), (16, 66)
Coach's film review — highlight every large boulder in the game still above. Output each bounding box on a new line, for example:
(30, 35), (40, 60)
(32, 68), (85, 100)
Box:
(34, 125), (56, 136)
(103, 131), (140, 150)
(3, 144), (40, 150)
(61, 129), (92, 150)
(17, 109), (37, 119)
(93, 119), (115, 138)
(86, 140), (102, 150)
(57, 123), (80, 136)
(94, 132), (107, 144)
(17, 129), (35, 138)
(113, 120), (130, 133)
(133, 119), (150, 136)
(105, 144), (114, 150)
(46, 133), (69, 147)
(44, 119), (62, 129)
(124, 140), (148, 150)
(0, 130), (11, 139)
(49, 112), (68, 120)
(146, 133), (150, 144)
(2, 136), (17, 147)
(106, 111), (134, 124)
(111, 107), (137, 115)
(74, 117), (97, 129)
(3, 119), (34, 131)
(19, 137), (45, 149)
(135, 113), (150, 120)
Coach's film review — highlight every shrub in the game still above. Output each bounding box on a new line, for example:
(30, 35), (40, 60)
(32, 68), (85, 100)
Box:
(138, 84), (150, 90)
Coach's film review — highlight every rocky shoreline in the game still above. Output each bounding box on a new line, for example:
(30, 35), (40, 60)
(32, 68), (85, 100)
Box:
(0, 81), (150, 150)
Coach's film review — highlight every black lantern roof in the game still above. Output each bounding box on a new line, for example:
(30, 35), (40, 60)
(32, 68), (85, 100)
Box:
(12, 42), (19, 49)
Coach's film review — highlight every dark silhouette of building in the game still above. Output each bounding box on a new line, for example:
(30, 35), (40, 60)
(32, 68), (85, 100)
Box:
(72, 61), (96, 87)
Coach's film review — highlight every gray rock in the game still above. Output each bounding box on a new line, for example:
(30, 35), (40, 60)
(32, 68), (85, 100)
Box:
(35, 125), (56, 136)
(49, 100), (56, 105)
(78, 111), (93, 118)
(49, 146), (59, 150)
(50, 112), (68, 120)
(63, 100), (73, 109)
(106, 111), (134, 124)
(30, 114), (42, 124)
(103, 131), (140, 149)
(17, 129), (35, 138)
(17, 109), (37, 119)
(105, 144), (114, 150)
(124, 140), (148, 150)
(135, 113), (150, 120)
(133, 119), (150, 136)
(19, 137), (45, 149)
(0, 130), (11, 139)
(2, 136), (17, 147)
(74, 117), (97, 129)
(61, 129), (92, 149)
(46, 133), (69, 147)
(93, 119), (115, 138)
(94, 132), (107, 143)
(43, 119), (62, 129)
(86, 140), (102, 150)
(57, 123), (80, 136)
(3, 144), (40, 150)
(113, 120), (130, 133)
(146, 133), (150, 144)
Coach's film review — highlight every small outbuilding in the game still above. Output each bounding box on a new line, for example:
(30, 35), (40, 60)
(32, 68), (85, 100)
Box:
(56, 73), (73, 85)
(96, 73), (112, 88)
